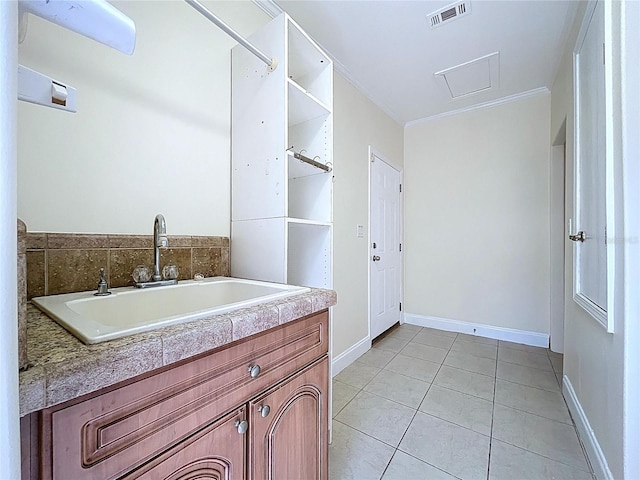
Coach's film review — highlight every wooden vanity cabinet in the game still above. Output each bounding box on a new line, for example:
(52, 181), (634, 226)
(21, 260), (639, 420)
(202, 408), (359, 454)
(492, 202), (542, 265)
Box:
(26, 310), (329, 480)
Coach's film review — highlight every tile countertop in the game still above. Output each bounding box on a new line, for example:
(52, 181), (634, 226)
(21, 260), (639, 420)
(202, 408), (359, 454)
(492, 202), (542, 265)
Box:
(19, 288), (336, 417)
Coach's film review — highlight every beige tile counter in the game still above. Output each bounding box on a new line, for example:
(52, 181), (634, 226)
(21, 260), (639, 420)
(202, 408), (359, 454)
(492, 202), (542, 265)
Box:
(19, 288), (336, 416)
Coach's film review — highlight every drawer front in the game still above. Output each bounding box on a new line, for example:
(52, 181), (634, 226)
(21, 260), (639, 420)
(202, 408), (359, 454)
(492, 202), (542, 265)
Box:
(44, 310), (328, 479)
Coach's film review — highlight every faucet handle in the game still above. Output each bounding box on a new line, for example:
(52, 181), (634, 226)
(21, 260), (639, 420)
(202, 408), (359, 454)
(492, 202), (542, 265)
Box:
(94, 268), (112, 296)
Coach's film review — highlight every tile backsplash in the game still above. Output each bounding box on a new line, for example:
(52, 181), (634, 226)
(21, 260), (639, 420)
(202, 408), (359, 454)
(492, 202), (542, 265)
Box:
(26, 233), (230, 299)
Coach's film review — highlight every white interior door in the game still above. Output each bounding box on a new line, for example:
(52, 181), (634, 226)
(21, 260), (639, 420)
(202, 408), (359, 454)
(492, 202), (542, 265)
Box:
(370, 151), (401, 339)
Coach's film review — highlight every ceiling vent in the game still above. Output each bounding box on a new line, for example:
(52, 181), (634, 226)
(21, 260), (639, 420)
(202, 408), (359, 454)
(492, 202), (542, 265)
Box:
(427, 1), (471, 29)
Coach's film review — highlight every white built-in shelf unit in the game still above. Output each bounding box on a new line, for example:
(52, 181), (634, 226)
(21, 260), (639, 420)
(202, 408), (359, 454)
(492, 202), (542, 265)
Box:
(231, 13), (333, 289)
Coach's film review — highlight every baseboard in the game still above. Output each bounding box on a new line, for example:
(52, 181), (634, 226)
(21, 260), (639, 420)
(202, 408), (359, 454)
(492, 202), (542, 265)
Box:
(331, 336), (371, 377)
(563, 376), (613, 480)
(403, 313), (549, 348)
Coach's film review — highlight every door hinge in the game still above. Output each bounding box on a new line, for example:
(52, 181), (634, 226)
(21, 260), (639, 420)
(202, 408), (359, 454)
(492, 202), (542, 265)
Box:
(399, 243), (402, 252)
(370, 153), (375, 163)
(399, 183), (402, 193)
(399, 302), (402, 311)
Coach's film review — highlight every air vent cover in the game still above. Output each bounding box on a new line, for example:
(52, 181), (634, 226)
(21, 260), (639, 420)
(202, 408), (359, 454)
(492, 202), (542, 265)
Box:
(427, 1), (471, 29)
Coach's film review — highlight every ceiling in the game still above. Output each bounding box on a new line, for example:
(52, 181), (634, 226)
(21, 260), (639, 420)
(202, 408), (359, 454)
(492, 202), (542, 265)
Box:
(262, 0), (578, 125)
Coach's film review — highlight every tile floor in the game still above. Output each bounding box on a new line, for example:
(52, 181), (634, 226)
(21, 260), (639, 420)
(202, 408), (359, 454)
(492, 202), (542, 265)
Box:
(330, 324), (594, 480)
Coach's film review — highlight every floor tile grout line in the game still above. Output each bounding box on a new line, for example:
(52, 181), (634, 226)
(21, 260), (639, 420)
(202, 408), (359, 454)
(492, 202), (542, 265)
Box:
(380, 448), (465, 480)
(496, 357), (555, 373)
(488, 436), (596, 474)
(487, 341), (499, 480)
(499, 343), (552, 357)
(492, 400), (574, 426)
(496, 376), (565, 395)
(331, 330), (595, 480)
(492, 353), (595, 479)
(494, 374), (562, 394)
(387, 331), (461, 478)
(331, 417), (405, 451)
(344, 327), (452, 479)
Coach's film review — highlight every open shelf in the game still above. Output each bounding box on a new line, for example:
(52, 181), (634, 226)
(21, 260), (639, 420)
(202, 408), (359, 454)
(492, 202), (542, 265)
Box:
(287, 217), (332, 227)
(288, 169), (332, 222)
(288, 20), (332, 107)
(288, 79), (330, 125)
(287, 221), (331, 288)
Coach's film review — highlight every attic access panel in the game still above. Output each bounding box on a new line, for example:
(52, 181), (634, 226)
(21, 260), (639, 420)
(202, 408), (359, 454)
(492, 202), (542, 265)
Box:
(434, 52), (500, 99)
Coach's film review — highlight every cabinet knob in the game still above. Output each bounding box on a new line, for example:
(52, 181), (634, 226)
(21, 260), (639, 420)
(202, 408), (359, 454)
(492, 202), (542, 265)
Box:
(248, 364), (261, 378)
(235, 419), (249, 435)
(257, 404), (271, 418)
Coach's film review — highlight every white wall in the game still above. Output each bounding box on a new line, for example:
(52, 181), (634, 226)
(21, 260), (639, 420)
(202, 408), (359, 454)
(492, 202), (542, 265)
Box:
(332, 74), (403, 358)
(17, 1), (268, 235)
(1, 2), (21, 476)
(404, 94), (551, 336)
(550, 2), (630, 478)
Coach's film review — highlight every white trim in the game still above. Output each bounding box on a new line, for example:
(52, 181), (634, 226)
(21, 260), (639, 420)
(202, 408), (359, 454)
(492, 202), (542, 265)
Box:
(251, 0), (284, 18)
(572, 0), (615, 333)
(405, 87), (549, 127)
(404, 313), (549, 348)
(563, 376), (614, 480)
(331, 336), (371, 377)
(573, 292), (607, 326)
(549, 143), (566, 353)
(621, 0), (640, 476)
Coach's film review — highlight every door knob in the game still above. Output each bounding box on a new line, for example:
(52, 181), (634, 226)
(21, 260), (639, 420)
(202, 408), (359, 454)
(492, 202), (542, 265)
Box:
(372, 255), (380, 261)
(569, 231), (586, 242)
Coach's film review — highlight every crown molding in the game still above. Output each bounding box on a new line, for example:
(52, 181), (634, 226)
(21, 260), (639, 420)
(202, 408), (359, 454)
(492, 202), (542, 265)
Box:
(251, 0), (405, 127)
(251, 0), (283, 18)
(405, 87), (550, 128)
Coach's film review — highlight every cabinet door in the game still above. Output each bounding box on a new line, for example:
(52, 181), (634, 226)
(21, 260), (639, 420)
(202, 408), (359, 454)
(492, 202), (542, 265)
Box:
(126, 407), (247, 480)
(249, 357), (328, 480)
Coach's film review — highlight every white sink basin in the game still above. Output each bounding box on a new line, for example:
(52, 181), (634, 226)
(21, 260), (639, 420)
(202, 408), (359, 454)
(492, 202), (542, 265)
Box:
(32, 277), (310, 344)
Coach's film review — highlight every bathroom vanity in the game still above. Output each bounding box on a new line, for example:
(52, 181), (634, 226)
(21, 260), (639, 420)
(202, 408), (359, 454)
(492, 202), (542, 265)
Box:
(20, 289), (335, 479)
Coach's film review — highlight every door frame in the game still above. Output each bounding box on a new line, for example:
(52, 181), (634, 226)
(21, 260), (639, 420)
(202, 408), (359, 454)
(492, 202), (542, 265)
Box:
(550, 128), (566, 353)
(368, 146), (404, 340)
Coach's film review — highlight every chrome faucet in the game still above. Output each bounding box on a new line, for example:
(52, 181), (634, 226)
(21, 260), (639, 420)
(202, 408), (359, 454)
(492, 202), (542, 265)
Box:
(153, 214), (169, 281)
(134, 214), (177, 288)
